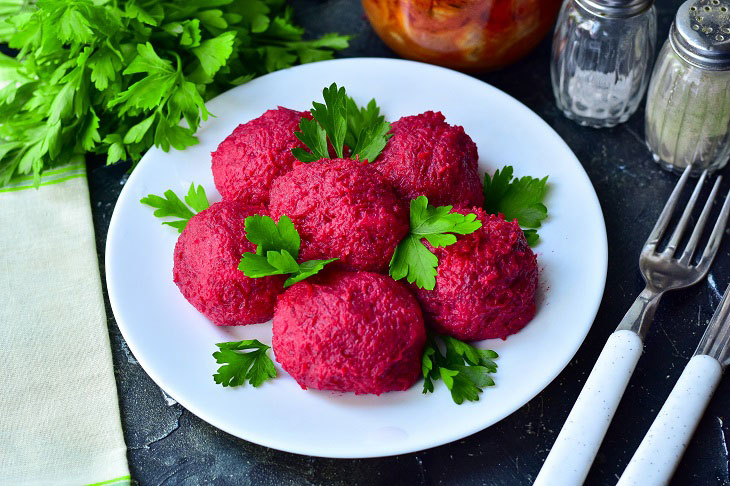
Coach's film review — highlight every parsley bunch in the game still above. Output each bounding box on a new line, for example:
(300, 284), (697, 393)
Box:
(483, 166), (549, 246)
(422, 333), (498, 404)
(238, 214), (337, 287)
(140, 182), (209, 232)
(293, 83), (392, 163)
(213, 340), (276, 387)
(389, 196), (482, 290)
(0, 0), (348, 186)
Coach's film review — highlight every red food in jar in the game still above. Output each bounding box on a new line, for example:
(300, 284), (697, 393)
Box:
(362, 0), (562, 71)
(272, 270), (427, 395)
(414, 207), (538, 340)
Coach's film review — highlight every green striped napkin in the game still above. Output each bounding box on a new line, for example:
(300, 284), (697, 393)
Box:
(0, 163), (87, 193)
(0, 163), (130, 485)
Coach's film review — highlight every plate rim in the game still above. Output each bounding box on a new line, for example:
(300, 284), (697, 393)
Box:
(105, 57), (608, 458)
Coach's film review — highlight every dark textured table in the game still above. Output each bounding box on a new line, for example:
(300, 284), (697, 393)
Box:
(88, 1), (730, 484)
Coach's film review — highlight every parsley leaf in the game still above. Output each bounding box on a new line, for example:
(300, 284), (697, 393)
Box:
(238, 214), (337, 287)
(389, 196), (482, 290)
(124, 42), (174, 77)
(345, 97), (393, 162)
(409, 196), (482, 237)
(351, 120), (392, 163)
(344, 98), (382, 147)
(213, 340), (277, 387)
(483, 166), (549, 246)
(244, 214), (300, 258)
(311, 83), (347, 158)
(292, 118), (328, 162)
(192, 31), (236, 78)
(523, 229), (539, 247)
(422, 333), (498, 405)
(140, 182), (209, 233)
(184, 182), (210, 213)
(390, 235), (439, 290)
(0, 1), (349, 187)
(239, 250), (299, 277)
(293, 83), (392, 163)
(284, 259), (338, 287)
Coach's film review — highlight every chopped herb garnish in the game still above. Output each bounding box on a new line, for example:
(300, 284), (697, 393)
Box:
(422, 333), (498, 404)
(140, 182), (209, 232)
(389, 196), (482, 290)
(483, 166), (549, 246)
(238, 214), (337, 287)
(293, 83), (392, 163)
(213, 340), (276, 388)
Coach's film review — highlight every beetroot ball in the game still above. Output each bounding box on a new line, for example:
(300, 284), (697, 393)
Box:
(373, 111), (484, 207)
(268, 158), (409, 272)
(173, 200), (284, 326)
(415, 208), (538, 341)
(273, 271), (426, 395)
(212, 107), (311, 206)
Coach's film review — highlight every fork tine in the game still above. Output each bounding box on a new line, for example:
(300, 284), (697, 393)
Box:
(679, 175), (722, 264)
(662, 169), (708, 257)
(697, 187), (730, 272)
(645, 165), (694, 251)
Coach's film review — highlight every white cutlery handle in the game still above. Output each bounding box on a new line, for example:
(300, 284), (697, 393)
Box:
(534, 330), (643, 486)
(617, 354), (723, 486)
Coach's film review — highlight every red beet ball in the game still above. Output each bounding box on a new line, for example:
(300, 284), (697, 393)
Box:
(173, 200), (284, 326)
(272, 271), (426, 395)
(373, 111), (484, 207)
(212, 107), (310, 206)
(415, 208), (538, 341)
(268, 158), (409, 273)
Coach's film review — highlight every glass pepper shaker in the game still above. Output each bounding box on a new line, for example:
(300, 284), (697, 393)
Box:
(551, 0), (657, 128)
(645, 0), (730, 175)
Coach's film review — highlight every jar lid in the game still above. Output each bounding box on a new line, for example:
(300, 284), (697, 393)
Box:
(672, 0), (730, 70)
(576, 0), (654, 17)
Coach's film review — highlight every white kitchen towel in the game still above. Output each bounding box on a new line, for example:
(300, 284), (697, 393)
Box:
(0, 163), (130, 485)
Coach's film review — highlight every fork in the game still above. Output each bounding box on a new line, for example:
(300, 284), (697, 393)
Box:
(534, 165), (730, 486)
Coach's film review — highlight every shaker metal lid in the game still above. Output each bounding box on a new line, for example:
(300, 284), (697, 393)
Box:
(576, 0), (654, 17)
(671, 0), (730, 70)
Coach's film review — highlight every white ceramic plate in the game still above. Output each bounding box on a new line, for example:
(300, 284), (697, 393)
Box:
(106, 58), (607, 459)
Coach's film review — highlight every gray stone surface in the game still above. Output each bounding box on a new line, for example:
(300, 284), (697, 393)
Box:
(87, 0), (730, 484)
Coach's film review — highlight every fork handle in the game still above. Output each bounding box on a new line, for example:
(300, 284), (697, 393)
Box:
(534, 330), (643, 486)
(617, 355), (723, 486)
(616, 287), (663, 339)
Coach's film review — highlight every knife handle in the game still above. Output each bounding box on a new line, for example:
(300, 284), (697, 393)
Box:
(534, 330), (643, 486)
(617, 354), (723, 486)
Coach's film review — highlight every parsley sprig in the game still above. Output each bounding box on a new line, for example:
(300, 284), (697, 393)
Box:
(0, 0), (348, 186)
(389, 196), (482, 290)
(140, 182), (209, 232)
(213, 340), (276, 387)
(422, 333), (498, 404)
(292, 83), (392, 163)
(483, 166), (549, 246)
(238, 215), (337, 287)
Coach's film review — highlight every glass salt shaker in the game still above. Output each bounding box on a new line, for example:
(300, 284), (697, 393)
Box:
(645, 0), (730, 175)
(551, 0), (657, 128)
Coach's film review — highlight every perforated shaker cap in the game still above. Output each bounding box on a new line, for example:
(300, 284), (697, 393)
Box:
(671, 0), (730, 70)
(576, 0), (654, 17)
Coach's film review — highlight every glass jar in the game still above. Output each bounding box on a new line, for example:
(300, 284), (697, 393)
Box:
(550, 0), (657, 128)
(361, 0), (563, 72)
(645, 0), (730, 175)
